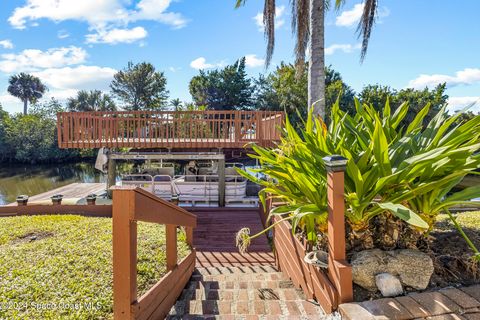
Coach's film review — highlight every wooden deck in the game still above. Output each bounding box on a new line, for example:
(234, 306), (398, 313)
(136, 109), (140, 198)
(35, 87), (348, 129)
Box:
(57, 110), (284, 149)
(188, 207), (275, 268)
(7, 183), (107, 206)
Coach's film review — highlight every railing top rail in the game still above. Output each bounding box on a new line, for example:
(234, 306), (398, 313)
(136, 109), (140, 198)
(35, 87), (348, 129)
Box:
(58, 110), (285, 116)
(111, 186), (196, 227)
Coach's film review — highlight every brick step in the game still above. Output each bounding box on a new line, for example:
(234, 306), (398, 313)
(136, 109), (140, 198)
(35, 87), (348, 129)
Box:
(194, 266), (280, 275)
(168, 299), (325, 318)
(190, 272), (289, 282)
(185, 280), (297, 291)
(193, 246), (271, 252)
(179, 287), (305, 301)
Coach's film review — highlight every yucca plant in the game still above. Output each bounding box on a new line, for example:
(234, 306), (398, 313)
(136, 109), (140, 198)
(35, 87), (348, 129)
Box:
(236, 99), (480, 257)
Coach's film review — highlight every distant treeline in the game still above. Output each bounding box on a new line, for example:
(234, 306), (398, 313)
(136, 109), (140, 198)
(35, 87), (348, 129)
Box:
(1, 59), (476, 164)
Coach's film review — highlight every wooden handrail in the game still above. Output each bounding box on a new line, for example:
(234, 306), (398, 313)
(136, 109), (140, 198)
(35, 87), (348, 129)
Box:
(57, 110), (284, 149)
(112, 187), (197, 320)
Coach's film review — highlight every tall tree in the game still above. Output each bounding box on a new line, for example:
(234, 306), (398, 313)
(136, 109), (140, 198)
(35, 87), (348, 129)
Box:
(254, 63), (355, 121)
(7, 73), (47, 115)
(170, 98), (183, 111)
(110, 62), (169, 110)
(236, 0), (379, 118)
(189, 57), (253, 110)
(67, 90), (117, 112)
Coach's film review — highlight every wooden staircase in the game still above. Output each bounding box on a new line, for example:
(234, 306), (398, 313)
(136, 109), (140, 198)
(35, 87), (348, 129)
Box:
(166, 208), (327, 318)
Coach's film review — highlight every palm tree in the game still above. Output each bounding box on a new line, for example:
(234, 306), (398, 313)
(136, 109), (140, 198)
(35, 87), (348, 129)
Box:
(170, 98), (183, 111)
(236, 0), (378, 118)
(67, 90), (117, 112)
(7, 73), (47, 115)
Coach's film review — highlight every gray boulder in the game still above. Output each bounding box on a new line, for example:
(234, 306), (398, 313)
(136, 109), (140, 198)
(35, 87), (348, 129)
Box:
(351, 249), (434, 292)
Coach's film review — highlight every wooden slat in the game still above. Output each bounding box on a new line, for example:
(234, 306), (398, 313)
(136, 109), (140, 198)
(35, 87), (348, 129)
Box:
(56, 110), (284, 149)
(133, 251), (195, 320)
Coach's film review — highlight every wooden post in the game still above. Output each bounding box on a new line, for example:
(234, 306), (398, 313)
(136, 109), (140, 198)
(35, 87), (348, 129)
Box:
(166, 225), (177, 271)
(218, 156), (226, 207)
(185, 226), (194, 247)
(323, 155), (353, 304)
(107, 155), (116, 198)
(112, 189), (137, 320)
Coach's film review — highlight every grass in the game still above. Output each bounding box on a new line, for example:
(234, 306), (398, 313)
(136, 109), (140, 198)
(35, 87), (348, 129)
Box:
(0, 215), (190, 320)
(436, 211), (480, 230)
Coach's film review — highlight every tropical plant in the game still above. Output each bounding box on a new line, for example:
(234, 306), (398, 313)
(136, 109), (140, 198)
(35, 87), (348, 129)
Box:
(7, 73), (47, 115)
(253, 63), (355, 122)
(236, 100), (480, 257)
(170, 98), (183, 111)
(110, 62), (169, 110)
(67, 90), (117, 112)
(189, 57), (253, 110)
(235, 0), (379, 118)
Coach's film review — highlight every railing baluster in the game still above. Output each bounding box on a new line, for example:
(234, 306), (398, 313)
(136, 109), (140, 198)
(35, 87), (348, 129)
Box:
(166, 224), (177, 271)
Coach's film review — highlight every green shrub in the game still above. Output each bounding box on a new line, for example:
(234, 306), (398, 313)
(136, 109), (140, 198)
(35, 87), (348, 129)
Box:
(237, 99), (480, 253)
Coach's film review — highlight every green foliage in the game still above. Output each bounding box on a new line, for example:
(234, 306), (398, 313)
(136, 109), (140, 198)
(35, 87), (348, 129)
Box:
(189, 57), (253, 110)
(2, 112), (79, 164)
(111, 62), (169, 110)
(238, 100), (480, 251)
(67, 90), (117, 112)
(253, 63), (355, 122)
(359, 84), (448, 128)
(7, 73), (47, 115)
(29, 98), (65, 119)
(0, 215), (190, 319)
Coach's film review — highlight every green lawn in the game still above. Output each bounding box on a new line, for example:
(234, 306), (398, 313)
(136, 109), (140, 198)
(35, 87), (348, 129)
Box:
(0, 215), (190, 320)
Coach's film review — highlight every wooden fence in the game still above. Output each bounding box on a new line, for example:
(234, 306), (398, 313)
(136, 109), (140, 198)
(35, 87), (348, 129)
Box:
(266, 157), (353, 313)
(57, 110), (284, 149)
(112, 187), (197, 320)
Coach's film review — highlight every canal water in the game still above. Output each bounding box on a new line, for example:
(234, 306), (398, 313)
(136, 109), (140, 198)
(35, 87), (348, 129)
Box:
(0, 161), (258, 205)
(0, 162), (110, 205)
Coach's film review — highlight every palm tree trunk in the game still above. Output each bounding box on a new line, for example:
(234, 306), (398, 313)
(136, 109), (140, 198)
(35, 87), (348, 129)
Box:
(23, 100), (28, 115)
(308, 0), (325, 119)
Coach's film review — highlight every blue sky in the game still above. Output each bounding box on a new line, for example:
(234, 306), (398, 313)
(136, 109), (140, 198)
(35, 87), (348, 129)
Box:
(0, 0), (479, 114)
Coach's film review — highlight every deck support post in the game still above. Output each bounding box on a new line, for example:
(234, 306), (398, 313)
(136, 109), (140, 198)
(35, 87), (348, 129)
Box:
(107, 156), (116, 198)
(323, 155), (353, 304)
(218, 156), (226, 207)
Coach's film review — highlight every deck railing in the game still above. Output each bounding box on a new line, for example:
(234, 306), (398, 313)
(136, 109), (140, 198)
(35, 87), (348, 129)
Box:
(57, 110), (284, 149)
(112, 186), (197, 320)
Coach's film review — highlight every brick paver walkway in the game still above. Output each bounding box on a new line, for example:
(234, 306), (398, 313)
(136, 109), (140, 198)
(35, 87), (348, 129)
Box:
(167, 266), (327, 319)
(339, 284), (480, 320)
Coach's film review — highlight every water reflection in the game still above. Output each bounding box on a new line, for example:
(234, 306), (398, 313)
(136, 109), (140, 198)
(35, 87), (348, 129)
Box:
(0, 162), (133, 205)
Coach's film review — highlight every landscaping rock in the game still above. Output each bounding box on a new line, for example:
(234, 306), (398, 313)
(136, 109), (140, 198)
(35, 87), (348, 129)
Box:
(351, 249), (433, 291)
(375, 273), (403, 297)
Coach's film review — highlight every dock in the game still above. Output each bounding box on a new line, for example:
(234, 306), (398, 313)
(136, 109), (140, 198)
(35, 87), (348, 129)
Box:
(8, 183), (107, 206)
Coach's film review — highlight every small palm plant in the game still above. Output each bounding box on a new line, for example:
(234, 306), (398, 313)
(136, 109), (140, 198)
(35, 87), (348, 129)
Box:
(8, 73), (47, 115)
(236, 99), (480, 259)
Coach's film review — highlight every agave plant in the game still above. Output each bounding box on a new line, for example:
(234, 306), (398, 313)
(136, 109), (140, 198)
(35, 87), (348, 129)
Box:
(237, 99), (480, 256)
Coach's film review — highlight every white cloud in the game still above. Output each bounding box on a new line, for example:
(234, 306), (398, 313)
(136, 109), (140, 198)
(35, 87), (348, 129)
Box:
(32, 65), (116, 91)
(0, 40), (14, 49)
(245, 54), (265, 68)
(86, 27), (148, 44)
(190, 57), (225, 70)
(57, 30), (70, 39)
(325, 43), (361, 55)
(8, 0), (187, 44)
(1, 65), (117, 113)
(336, 3), (389, 27)
(254, 5), (285, 31)
(447, 96), (480, 113)
(0, 46), (87, 73)
(169, 66), (181, 72)
(336, 3), (364, 27)
(408, 68), (480, 89)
